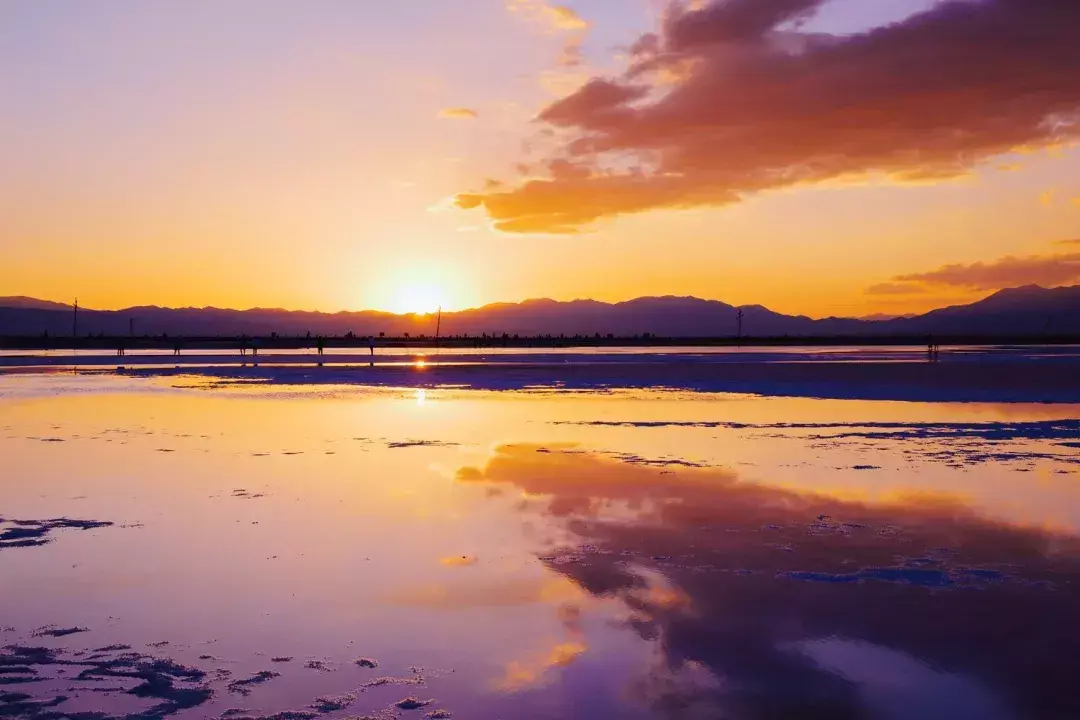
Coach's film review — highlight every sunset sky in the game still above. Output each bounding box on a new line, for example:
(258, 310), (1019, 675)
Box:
(3, 0), (1080, 317)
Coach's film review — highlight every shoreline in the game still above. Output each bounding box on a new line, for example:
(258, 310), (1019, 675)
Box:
(3, 335), (1080, 352)
(3, 354), (1079, 403)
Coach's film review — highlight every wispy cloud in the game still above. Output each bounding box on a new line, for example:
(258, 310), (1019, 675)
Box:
(507, 0), (590, 67)
(507, 0), (588, 31)
(438, 107), (479, 120)
(463, 0), (1080, 233)
(868, 251), (1080, 294)
(864, 283), (929, 296)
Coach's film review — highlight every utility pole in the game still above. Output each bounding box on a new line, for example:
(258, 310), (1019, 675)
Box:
(435, 305), (443, 363)
(736, 308), (744, 340)
(73, 298), (78, 338)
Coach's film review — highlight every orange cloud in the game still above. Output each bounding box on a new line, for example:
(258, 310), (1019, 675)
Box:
(462, 0), (1080, 233)
(888, 252), (1080, 291)
(508, 0), (588, 31)
(508, 0), (590, 68)
(439, 107), (478, 120)
(864, 282), (929, 296)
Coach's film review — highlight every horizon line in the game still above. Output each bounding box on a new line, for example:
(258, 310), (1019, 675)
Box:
(0, 284), (1055, 320)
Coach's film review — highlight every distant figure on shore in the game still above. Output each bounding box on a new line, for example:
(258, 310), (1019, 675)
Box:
(173, 340), (181, 356)
(317, 336), (325, 356)
(116, 341), (125, 357)
(240, 336), (248, 357)
(252, 338), (259, 358)
(927, 341), (942, 363)
(369, 336), (375, 357)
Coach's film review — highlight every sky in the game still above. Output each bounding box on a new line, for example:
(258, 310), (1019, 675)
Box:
(2, 0), (1080, 318)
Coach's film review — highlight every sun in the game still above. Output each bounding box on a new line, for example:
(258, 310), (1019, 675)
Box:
(392, 282), (445, 315)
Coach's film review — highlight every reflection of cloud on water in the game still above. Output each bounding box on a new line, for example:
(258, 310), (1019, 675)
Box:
(500, 601), (589, 692)
(381, 575), (583, 609)
(458, 444), (1080, 719)
(792, 639), (1009, 720)
(500, 640), (588, 691)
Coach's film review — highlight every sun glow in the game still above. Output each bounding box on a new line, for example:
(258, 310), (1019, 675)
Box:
(392, 282), (445, 315)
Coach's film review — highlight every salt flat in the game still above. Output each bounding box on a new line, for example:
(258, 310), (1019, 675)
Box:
(2, 349), (1079, 719)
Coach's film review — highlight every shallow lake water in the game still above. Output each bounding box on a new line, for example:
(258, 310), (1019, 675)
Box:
(3, 365), (1080, 719)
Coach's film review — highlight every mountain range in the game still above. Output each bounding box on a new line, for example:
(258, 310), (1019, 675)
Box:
(1, 285), (1077, 338)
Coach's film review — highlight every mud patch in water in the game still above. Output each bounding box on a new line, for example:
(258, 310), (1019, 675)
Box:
(32, 626), (89, 638)
(227, 670), (280, 695)
(0, 517), (114, 550)
(0, 643), (213, 718)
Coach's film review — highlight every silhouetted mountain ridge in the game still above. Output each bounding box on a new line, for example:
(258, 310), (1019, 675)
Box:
(0, 296), (77, 311)
(1, 286), (1077, 337)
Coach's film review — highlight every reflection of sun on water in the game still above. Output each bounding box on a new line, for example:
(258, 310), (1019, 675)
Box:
(415, 389), (426, 406)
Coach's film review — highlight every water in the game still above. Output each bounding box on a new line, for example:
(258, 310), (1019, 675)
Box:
(2, 357), (1080, 719)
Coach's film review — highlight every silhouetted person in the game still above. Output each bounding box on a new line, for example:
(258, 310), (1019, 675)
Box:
(317, 336), (325, 356)
(240, 336), (248, 357)
(369, 336), (375, 357)
(116, 340), (125, 357)
(174, 340), (181, 356)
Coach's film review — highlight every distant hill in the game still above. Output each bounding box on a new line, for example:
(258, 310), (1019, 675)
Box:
(0, 296), (77, 311)
(883, 285), (1080, 336)
(858, 313), (915, 322)
(0, 286), (1077, 338)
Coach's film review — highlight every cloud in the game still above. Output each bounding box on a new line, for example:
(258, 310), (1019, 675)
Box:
(508, 0), (588, 31)
(439, 107), (478, 120)
(864, 282), (929, 296)
(874, 252), (1080, 293)
(462, 0), (1080, 233)
(895, 253), (1080, 290)
(508, 0), (591, 68)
